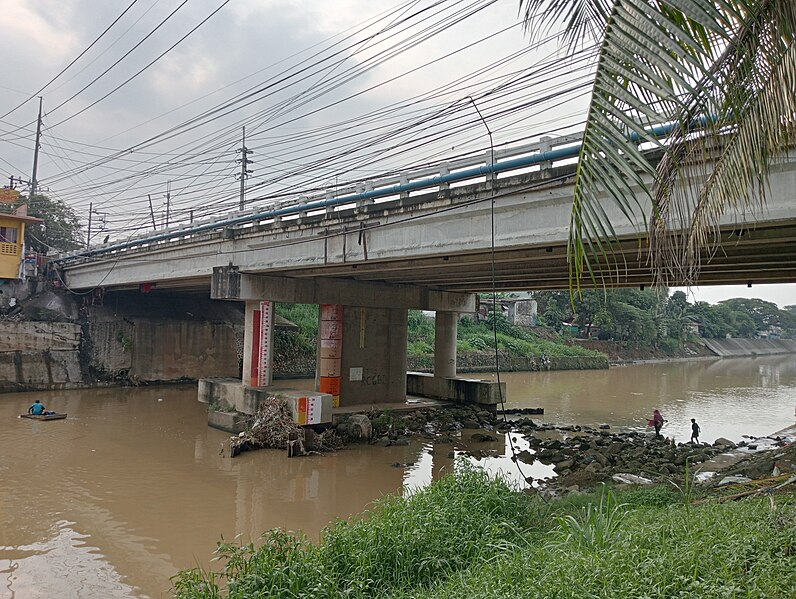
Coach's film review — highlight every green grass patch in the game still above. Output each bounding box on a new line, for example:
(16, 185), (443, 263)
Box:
(172, 465), (538, 598)
(173, 469), (796, 599)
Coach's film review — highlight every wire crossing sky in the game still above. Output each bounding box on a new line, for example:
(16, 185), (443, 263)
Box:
(1, 0), (594, 233)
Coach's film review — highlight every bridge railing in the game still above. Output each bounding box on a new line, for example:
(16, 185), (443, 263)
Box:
(58, 131), (592, 264)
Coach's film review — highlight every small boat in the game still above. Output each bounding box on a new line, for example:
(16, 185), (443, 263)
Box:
(19, 413), (67, 421)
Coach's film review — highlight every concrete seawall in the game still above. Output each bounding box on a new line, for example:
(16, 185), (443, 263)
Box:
(703, 338), (796, 357)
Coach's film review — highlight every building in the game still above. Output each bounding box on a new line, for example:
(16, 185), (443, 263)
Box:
(0, 207), (43, 280)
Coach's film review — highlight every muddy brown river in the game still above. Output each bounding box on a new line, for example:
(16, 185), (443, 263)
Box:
(2, 356), (795, 598)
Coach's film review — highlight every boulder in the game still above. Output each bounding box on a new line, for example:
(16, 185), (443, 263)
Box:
(714, 437), (737, 450)
(347, 414), (373, 441)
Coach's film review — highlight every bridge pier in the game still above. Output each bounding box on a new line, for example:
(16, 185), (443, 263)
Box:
(433, 311), (458, 378)
(242, 300), (274, 387)
(209, 266), (503, 409)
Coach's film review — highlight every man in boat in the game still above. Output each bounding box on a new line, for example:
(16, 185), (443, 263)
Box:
(28, 400), (46, 415)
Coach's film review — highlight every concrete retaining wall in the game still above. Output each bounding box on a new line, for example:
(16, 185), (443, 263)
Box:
(0, 322), (81, 352)
(0, 350), (83, 392)
(0, 322), (84, 391)
(703, 338), (796, 357)
(89, 318), (241, 381)
(407, 352), (609, 373)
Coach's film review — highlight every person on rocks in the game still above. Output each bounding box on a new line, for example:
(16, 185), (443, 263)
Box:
(649, 409), (665, 440)
(690, 418), (701, 445)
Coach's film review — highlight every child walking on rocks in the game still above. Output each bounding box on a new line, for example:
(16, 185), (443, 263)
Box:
(690, 418), (701, 444)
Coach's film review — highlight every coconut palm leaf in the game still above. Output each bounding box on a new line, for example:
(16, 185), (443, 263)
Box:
(521, 0), (796, 291)
(652, 1), (796, 284)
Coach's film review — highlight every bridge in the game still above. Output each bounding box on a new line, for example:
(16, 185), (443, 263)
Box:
(56, 132), (796, 410)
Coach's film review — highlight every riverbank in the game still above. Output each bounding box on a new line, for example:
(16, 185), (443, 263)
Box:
(172, 466), (796, 598)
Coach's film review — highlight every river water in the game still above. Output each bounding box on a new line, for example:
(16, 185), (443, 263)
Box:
(1, 356), (795, 598)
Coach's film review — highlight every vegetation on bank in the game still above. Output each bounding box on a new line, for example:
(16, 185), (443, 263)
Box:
(274, 303), (602, 366)
(172, 466), (796, 598)
(538, 289), (796, 351)
(275, 289), (796, 369)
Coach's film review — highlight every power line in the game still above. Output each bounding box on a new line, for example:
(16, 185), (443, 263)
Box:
(48, 0), (232, 129)
(0, 0), (142, 121)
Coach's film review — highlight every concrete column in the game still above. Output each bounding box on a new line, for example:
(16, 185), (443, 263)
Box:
(339, 306), (407, 405)
(242, 300), (274, 387)
(434, 311), (458, 378)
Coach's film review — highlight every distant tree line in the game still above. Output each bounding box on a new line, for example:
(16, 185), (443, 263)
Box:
(534, 289), (796, 350)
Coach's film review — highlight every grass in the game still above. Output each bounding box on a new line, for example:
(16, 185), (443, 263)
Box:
(173, 467), (796, 599)
(172, 464), (538, 598)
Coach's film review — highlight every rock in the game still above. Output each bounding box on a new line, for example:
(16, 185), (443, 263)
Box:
(348, 414), (373, 441)
(516, 450), (535, 464)
(447, 450), (455, 459)
(718, 475), (752, 486)
(476, 410), (492, 420)
(583, 449), (609, 466)
(394, 437), (410, 446)
(470, 433), (498, 443)
(612, 473), (653, 485)
(714, 437), (737, 449)
(433, 435), (453, 444)
(462, 419), (480, 429)
(554, 459), (574, 470)
(375, 437), (392, 447)
(585, 462), (602, 473)
(599, 424), (610, 430)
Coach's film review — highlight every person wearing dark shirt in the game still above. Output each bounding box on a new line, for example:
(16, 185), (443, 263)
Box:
(690, 418), (701, 444)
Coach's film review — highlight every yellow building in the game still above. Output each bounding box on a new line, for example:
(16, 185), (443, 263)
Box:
(0, 211), (42, 279)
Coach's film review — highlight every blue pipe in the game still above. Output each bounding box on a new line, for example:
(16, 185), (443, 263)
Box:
(58, 121), (683, 263)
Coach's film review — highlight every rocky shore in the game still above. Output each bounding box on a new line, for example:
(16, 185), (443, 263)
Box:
(333, 405), (795, 493)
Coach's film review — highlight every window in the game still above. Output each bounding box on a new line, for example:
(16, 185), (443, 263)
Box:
(0, 226), (18, 244)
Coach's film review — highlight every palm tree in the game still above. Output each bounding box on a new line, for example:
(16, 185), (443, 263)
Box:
(519, 0), (796, 290)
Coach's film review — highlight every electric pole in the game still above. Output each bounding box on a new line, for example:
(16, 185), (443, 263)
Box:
(164, 180), (171, 228)
(236, 126), (254, 210)
(86, 202), (93, 249)
(30, 97), (43, 199)
(147, 194), (157, 230)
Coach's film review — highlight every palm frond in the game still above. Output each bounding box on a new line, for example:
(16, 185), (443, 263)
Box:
(523, 0), (795, 291)
(562, 0), (727, 291)
(519, 0), (613, 49)
(651, 0), (796, 285)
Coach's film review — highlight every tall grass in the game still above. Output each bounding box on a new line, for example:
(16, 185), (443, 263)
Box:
(395, 493), (796, 598)
(173, 469), (796, 599)
(172, 465), (538, 598)
(555, 485), (626, 550)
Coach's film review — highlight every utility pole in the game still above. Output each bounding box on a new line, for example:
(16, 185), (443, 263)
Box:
(30, 97), (43, 199)
(236, 126), (254, 210)
(147, 194), (157, 230)
(86, 202), (93, 249)
(164, 180), (171, 228)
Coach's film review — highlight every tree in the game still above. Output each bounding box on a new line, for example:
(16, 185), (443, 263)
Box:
(0, 194), (83, 254)
(520, 1), (796, 289)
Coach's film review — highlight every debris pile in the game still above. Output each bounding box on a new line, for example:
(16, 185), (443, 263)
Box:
(228, 396), (342, 457)
(229, 396), (302, 456)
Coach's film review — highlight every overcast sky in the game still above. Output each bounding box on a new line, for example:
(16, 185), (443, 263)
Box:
(1, 0), (794, 308)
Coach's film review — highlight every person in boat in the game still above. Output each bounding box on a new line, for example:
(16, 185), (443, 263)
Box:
(28, 400), (46, 415)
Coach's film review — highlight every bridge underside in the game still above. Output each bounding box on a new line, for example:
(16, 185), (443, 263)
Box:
(272, 221), (796, 292)
(110, 220), (796, 294)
